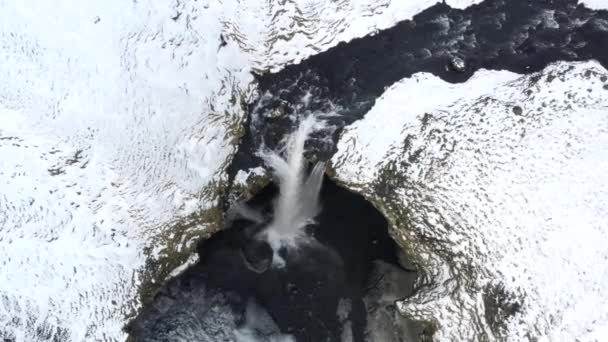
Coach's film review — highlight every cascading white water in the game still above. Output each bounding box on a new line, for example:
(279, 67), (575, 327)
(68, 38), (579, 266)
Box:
(259, 116), (325, 264)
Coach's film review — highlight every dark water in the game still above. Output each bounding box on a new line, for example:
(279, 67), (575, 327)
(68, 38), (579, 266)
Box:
(231, 0), (608, 173)
(130, 176), (417, 342)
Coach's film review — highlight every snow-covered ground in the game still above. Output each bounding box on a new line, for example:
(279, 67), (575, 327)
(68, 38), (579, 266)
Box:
(0, 1), (254, 340)
(331, 60), (608, 341)
(2, 0), (477, 340)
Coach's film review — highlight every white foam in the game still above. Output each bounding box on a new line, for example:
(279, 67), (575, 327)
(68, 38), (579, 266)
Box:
(259, 116), (326, 259)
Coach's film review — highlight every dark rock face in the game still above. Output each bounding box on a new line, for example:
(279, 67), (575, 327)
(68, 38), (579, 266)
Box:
(129, 177), (416, 342)
(231, 0), (608, 172)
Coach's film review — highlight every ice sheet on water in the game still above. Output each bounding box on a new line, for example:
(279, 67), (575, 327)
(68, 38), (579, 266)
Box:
(234, 300), (295, 342)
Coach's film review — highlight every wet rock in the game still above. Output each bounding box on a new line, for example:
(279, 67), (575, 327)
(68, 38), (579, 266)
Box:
(512, 105), (523, 115)
(449, 55), (466, 72)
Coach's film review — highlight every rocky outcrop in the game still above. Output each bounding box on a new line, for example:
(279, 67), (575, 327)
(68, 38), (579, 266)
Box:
(331, 60), (608, 341)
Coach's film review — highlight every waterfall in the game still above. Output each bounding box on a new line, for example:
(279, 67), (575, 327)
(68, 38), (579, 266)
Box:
(259, 116), (325, 264)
